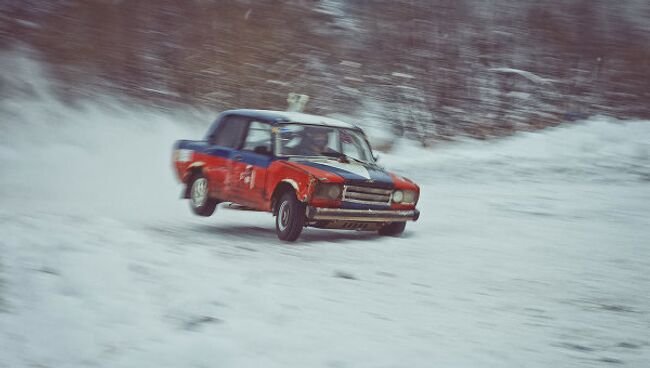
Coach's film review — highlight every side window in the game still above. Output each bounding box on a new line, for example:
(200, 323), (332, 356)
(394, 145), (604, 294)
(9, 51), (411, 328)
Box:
(242, 121), (272, 153)
(212, 116), (248, 148)
(340, 131), (368, 161)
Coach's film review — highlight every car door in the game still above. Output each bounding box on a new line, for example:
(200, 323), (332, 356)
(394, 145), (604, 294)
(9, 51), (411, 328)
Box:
(204, 115), (248, 200)
(228, 120), (274, 208)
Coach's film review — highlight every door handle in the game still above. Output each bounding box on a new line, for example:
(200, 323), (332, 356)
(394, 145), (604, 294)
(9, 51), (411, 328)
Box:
(233, 155), (243, 161)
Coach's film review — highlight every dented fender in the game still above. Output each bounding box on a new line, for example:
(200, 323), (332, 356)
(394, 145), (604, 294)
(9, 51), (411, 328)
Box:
(267, 162), (318, 203)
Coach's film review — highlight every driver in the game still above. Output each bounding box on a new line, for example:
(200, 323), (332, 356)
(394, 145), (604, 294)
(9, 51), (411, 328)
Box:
(295, 127), (332, 156)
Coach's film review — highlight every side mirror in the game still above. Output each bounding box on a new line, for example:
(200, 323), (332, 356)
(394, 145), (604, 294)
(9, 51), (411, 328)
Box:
(254, 145), (271, 155)
(373, 154), (380, 162)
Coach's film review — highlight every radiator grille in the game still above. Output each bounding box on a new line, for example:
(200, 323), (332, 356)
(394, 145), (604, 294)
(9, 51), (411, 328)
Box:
(342, 185), (392, 206)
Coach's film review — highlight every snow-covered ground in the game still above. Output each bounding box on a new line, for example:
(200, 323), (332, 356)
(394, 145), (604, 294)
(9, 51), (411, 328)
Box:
(1, 64), (649, 367)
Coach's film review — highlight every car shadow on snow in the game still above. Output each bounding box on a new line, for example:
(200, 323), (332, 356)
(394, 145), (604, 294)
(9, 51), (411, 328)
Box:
(190, 224), (383, 245)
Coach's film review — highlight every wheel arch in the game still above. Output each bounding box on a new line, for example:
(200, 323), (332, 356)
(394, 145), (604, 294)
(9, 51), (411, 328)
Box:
(270, 180), (298, 215)
(183, 162), (206, 198)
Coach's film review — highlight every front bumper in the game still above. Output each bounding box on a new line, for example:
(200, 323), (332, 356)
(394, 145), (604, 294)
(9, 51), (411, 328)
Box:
(306, 206), (420, 222)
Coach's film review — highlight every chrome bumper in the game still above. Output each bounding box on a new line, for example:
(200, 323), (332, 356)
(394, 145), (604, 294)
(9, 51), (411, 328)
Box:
(306, 207), (420, 222)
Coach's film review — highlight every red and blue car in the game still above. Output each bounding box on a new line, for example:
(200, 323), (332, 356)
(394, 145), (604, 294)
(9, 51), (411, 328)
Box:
(172, 109), (420, 241)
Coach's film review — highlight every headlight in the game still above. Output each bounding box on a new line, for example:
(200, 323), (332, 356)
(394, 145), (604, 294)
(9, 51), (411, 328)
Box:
(174, 149), (193, 163)
(402, 190), (417, 203)
(392, 190), (417, 203)
(314, 183), (342, 200)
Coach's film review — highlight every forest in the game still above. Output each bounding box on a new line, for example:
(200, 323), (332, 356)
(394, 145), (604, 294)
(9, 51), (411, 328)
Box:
(2, 0), (649, 144)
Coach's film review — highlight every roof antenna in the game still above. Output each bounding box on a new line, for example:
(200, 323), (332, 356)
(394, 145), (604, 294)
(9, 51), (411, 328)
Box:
(286, 93), (309, 112)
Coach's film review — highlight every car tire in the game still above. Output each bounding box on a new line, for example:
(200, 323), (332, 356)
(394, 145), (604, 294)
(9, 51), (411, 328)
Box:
(378, 222), (406, 236)
(275, 191), (306, 242)
(189, 173), (218, 217)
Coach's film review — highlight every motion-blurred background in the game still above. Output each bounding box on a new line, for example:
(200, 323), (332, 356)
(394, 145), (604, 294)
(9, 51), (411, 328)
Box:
(1, 3), (650, 368)
(2, 0), (649, 145)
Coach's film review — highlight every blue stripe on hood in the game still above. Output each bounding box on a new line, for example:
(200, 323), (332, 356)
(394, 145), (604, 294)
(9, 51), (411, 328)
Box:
(297, 160), (394, 188)
(298, 161), (367, 181)
(365, 166), (394, 187)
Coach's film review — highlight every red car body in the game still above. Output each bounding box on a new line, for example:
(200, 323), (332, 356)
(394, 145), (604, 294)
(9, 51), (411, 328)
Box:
(173, 109), (420, 241)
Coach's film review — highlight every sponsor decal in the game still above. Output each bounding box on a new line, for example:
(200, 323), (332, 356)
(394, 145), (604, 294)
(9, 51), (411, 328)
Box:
(239, 165), (255, 188)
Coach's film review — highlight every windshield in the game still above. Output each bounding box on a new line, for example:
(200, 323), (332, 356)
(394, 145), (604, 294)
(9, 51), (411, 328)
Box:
(276, 124), (375, 163)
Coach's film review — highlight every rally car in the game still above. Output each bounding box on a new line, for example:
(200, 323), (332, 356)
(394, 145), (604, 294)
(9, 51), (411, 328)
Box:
(172, 109), (420, 242)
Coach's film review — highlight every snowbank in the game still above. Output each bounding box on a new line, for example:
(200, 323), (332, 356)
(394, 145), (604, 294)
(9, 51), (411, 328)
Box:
(384, 117), (650, 185)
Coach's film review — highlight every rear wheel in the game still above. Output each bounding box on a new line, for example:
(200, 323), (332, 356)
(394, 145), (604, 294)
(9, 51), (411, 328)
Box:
(378, 222), (406, 236)
(275, 192), (306, 242)
(189, 173), (218, 217)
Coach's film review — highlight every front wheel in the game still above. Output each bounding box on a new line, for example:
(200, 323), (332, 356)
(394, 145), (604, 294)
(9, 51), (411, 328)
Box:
(275, 192), (306, 242)
(189, 173), (218, 217)
(378, 222), (406, 236)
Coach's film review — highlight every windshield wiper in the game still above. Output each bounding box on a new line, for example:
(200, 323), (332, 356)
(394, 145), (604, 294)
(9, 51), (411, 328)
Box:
(320, 150), (374, 166)
(319, 150), (344, 159)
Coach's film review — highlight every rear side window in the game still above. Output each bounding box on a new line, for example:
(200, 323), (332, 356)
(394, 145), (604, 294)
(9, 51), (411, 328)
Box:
(212, 116), (248, 148)
(242, 121), (272, 152)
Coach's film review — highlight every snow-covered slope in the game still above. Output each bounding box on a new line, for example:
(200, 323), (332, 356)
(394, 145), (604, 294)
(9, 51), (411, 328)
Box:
(1, 62), (649, 367)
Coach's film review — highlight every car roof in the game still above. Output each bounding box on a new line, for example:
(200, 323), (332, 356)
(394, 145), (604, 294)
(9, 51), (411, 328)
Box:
(223, 109), (360, 130)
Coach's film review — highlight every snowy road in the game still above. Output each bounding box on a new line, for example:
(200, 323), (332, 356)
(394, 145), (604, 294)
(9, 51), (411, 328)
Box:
(1, 73), (649, 367)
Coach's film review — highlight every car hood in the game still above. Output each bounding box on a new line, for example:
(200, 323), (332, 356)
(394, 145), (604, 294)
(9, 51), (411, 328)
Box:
(290, 158), (395, 188)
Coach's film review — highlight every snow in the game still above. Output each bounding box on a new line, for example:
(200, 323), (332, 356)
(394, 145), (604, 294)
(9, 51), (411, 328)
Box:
(340, 60), (362, 68)
(391, 72), (416, 79)
(1, 67), (650, 367)
(336, 85), (360, 94)
(265, 79), (290, 86)
(343, 76), (364, 83)
(14, 19), (41, 29)
(489, 67), (556, 84)
(140, 87), (181, 97)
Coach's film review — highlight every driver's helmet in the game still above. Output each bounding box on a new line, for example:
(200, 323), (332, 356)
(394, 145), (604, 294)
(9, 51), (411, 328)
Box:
(302, 127), (329, 148)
